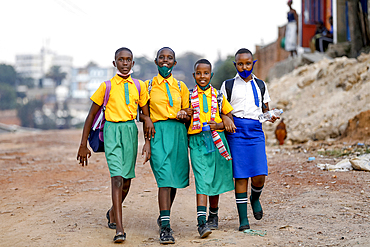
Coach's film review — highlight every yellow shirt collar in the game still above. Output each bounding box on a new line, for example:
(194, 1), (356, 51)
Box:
(197, 85), (213, 95)
(113, 74), (134, 85)
(157, 73), (174, 85)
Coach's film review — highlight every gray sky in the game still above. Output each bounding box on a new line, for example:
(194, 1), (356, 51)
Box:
(1, 0), (301, 68)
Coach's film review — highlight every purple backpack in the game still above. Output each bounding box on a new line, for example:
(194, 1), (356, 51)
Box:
(88, 78), (141, 152)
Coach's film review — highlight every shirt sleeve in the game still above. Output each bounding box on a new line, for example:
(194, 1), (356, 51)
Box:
(220, 81), (227, 99)
(221, 94), (233, 114)
(262, 81), (271, 103)
(90, 81), (106, 106)
(138, 80), (149, 107)
(180, 81), (190, 109)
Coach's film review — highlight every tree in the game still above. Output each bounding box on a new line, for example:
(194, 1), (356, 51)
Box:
(0, 83), (17, 110)
(348, 0), (370, 57)
(45, 66), (67, 86)
(0, 64), (17, 86)
(175, 52), (202, 88)
(212, 56), (236, 90)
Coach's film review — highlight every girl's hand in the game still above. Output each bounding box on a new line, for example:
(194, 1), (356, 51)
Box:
(142, 140), (151, 164)
(77, 145), (91, 166)
(144, 116), (156, 140)
(207, 120), (218, 131)
(223, 116), (237, 133)
(268, 115), (279, 123)
(183, 108), (194, 116)
(176, 110), (188, 119)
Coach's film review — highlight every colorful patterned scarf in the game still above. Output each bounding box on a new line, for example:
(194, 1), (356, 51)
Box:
(191, 85), (232, 160)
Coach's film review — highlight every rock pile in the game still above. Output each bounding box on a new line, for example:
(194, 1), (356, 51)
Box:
(264, 52), (370, 145)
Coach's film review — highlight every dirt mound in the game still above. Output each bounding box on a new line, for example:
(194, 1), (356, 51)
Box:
(341, 109), (370, 142)
(264, 52), (370, 145)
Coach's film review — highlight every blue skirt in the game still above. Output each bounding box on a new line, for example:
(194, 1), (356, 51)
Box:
(226, 117), (268, 178)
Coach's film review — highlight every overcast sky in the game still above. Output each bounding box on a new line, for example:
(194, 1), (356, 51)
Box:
(1, 0), (301, 68)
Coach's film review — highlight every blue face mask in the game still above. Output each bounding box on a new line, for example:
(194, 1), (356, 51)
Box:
(234, 60), (258, 79)
(157, 64), (174, 78)
(194, 72), (214, 90)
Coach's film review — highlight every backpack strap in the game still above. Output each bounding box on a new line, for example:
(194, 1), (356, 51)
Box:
(132, 78), (141, 121)
(103, 80), (111, 109)
(148, 79), (153, 94)
(216, 89), (223, 113)
(177, 80), (182, 92)
(254, 78), (267, 110)
(132, 78), (141, 95)
(224, 79), (235, 103)
(92, 80), (111, 131)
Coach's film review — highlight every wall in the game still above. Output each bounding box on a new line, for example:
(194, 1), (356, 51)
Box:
(254, 25), (291, 81)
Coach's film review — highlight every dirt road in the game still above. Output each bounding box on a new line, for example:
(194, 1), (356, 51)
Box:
(1, 126), (369, 246)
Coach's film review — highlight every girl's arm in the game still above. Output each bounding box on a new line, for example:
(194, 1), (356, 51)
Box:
(77, 102), (100, 166)
(140, 103), (155, 140)
(220, 112), (236, 133)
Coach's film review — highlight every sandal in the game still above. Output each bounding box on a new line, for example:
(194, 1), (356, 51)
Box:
(113, 232), (126, 243)
(106, 209), (116, 229)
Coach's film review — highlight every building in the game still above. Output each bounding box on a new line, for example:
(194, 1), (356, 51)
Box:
(15, 47), (73, 88)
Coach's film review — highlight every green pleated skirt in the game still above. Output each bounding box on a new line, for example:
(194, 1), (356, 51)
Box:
(150, 120), (190, 188)
(189, 131), (234, 196)
(103, 120), (138, 178)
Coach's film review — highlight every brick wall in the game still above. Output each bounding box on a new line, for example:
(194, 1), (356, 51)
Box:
(254, 25), (291, 81)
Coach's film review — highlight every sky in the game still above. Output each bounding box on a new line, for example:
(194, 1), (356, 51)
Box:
(0, 0), (301, 68)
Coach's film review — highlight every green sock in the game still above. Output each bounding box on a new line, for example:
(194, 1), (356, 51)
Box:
(197, 206), (207, 226)
(250, 184), (264, 213)
(236, 192), (249, 227)
(160, 210), (170, 229)
(209, 207), (218, 217)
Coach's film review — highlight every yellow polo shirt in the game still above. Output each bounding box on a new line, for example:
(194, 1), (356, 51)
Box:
(90, 74), (149, 122)
(146, 74), (190, 123)
(188, 86), (233, 135)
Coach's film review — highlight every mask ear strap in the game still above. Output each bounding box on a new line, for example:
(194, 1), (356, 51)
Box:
(211, 72), (214, 79)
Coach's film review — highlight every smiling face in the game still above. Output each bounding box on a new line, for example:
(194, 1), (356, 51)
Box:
(193, 63), (212, 88)
(155, 48), (176, 68)
(113, 50), (134, 77)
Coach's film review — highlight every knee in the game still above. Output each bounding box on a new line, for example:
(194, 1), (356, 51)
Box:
(112, 176), (123, 189)
(235, 178), (248, 187)
(251, 176), (265, 187)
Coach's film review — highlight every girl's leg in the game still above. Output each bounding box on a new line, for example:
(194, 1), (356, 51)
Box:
(158, 187), (175, 244)
(207, 195), (219, 229)
(170, 188), (177, 208)
(250, 175), (265, 220)
(109, 178), (131, 223)
(196, 194), (212, 238)
(235, 178), (250, 230)
(111, 176), (125, 235)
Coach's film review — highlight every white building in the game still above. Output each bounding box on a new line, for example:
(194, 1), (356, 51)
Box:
(15, 47), (73, 88)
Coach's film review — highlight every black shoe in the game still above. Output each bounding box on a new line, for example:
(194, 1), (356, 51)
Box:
(207, 215), (219, 230)
(160, 227), (175, 244)
(198, 224), (212, 238)
(250, 196), (263, 220)
(113, 232), (126, 243)
(239, 225), (250, 231)
(106, 209), (116, 229)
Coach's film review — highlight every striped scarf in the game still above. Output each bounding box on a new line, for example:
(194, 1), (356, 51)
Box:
(191, 85), (232, 160)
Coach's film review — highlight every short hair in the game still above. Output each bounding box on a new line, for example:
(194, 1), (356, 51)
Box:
(156, 47), (176, 60)
(235, 48), (253, 59)
(194, 59), (212, 70)
(115, 47), (133, 59)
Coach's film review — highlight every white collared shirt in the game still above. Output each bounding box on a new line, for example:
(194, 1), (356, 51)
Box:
(220, 74), (271, 120)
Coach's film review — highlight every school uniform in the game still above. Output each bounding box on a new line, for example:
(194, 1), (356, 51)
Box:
(91, 74), (149, 178)
(146, 74), (190, 188)
(220, 74), (271, 179)
(188, 86), (234, 196)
